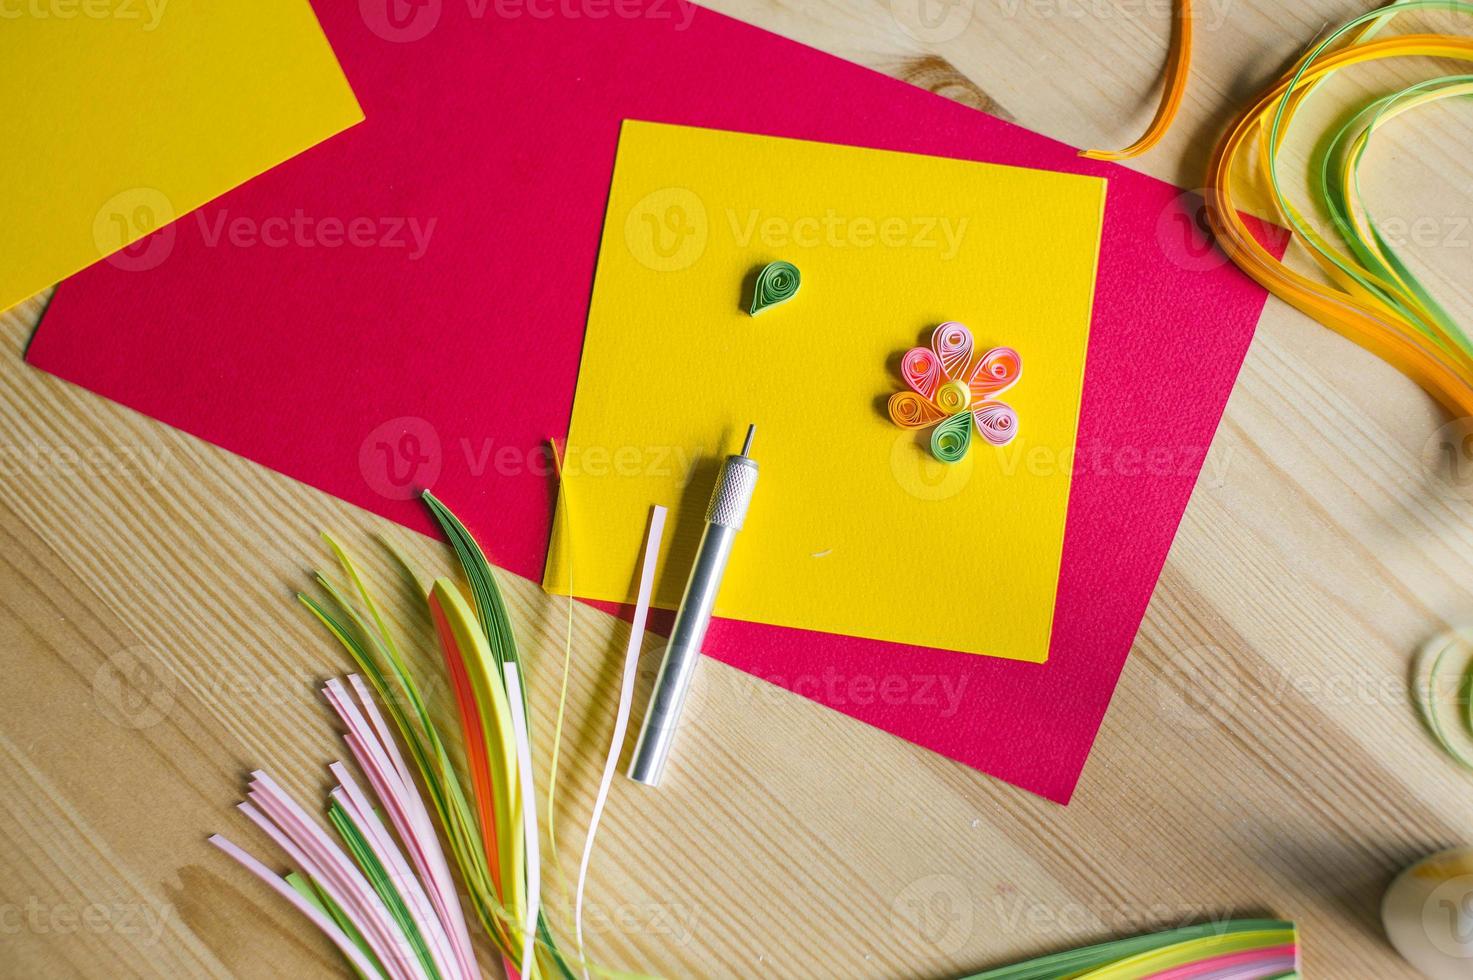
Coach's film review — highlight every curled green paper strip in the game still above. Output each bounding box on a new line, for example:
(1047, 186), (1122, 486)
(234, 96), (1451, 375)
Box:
(1412, 628), (1473, 770)
(931, 412), (971, 463)
(749, 260), (800, 315)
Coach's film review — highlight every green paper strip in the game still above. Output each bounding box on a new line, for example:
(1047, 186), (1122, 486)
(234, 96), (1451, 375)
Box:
(286, 871), (381, 980)
(1260, 1), (1473, 392)
(420, 493), (579, 980)
(1309, 73), (1473, 358)
(1079, 929), (1295, 978)
(299, 578), (495, 925)
(1413, 628), (1473, 769)
(931, 412), (971, 463)
(960, 919), (1296, 980)
(303, 509), (581, 980)
(301, 561), (499, 941)
(423, 492), (523, 691)
(328, 801), (441, 980)
(749, 260), (800, 315)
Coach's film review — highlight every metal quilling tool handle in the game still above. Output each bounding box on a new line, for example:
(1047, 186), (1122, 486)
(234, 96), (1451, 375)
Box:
(627, 427), (758, 787)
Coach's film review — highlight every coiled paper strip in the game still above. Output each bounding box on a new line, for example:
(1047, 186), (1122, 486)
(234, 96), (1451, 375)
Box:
(1204, 1), (1473, 416)
(749, 260), (801, 315)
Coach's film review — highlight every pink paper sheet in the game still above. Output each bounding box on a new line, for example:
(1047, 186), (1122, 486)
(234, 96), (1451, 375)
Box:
(26, 0), (1276, 803)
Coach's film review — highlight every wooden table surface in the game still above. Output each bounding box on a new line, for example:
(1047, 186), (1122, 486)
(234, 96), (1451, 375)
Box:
(4, 2), (1472, 977)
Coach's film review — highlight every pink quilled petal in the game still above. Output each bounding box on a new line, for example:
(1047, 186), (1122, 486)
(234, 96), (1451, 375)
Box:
(931, 322), (973, 379)
(973, 401), (1018, 446)
(902, 346), (941, 399)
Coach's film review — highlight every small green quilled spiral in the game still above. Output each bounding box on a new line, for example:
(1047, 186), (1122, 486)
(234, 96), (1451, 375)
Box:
(930, 413), (972, 463)
(749, 260), (801, 316)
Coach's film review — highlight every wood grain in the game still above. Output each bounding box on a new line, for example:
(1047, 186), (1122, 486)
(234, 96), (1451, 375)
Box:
(4, 1), (1473, 976)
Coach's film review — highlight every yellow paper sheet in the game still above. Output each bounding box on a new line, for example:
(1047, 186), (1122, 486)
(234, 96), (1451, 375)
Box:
(548, 121), (1105, 661)
(0, 0), (362, 313)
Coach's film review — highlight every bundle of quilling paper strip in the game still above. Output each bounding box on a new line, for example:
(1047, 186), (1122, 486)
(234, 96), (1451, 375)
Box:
(961, 920), (1300, 980)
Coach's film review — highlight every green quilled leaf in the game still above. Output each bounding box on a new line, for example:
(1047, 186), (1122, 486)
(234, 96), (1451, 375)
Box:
(749, 260), (800, 315)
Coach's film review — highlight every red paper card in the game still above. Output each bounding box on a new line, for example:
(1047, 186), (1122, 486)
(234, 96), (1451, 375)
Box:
(26, 0), (1275, 802)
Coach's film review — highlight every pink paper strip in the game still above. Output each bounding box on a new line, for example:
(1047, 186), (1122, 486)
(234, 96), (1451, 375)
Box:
(25, 0), (1279, 802)
(209, 833), (385, 980)
(1144, 944), (1299, 980)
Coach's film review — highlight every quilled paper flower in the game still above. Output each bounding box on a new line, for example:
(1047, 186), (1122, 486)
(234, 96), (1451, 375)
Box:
(888, 322), (1020, 463)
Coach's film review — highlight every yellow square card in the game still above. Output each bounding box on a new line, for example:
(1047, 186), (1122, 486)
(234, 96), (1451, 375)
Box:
(548, 121), (1105, 661)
